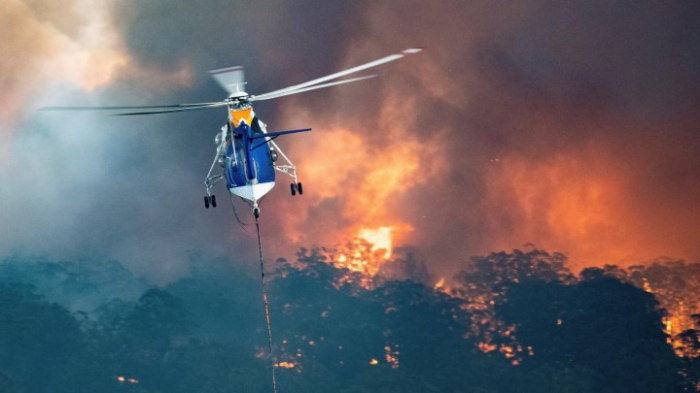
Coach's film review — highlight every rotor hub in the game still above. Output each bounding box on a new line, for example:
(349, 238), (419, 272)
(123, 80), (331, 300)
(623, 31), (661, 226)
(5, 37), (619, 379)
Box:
(228, 90), (249, 100)
(226, 93), (251, 109)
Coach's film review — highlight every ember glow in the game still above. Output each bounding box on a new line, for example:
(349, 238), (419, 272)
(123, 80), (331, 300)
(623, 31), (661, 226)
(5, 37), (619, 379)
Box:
(116, 375), (139, 384)
(384, 345), (400, 369)
(434, 277), (446, 290)
(630, 262), (700, 357)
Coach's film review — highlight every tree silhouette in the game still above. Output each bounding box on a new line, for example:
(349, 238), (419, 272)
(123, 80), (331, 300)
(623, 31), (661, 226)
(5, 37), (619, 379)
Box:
(497, 272), (685, 392)
(0, 282), (82, 392)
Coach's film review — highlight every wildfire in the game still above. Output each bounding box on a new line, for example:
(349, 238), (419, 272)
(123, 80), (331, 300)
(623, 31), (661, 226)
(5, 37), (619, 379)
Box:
(330, 226), (400, 279)
(272, 84), (447, 273)
(640, 281), (699, 357)
(357, 227), (393, 259)
(434, 277), (446, 289)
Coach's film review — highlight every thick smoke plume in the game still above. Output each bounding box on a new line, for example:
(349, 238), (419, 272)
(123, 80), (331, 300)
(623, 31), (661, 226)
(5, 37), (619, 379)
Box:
(2, 1), (700, 282)
(264, 1), (700, 277)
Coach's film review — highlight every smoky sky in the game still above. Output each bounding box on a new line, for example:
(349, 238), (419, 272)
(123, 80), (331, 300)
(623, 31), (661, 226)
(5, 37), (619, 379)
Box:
(2, 1), (700, 283)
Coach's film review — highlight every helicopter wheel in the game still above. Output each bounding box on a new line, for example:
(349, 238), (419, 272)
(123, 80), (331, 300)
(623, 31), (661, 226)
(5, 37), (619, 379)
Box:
(211, 195), (217, 208)
(297, 182), (303, 195)
(254, 208), (260, 218)
(204, 196), (210, 209)
(290, 183), (297, 196)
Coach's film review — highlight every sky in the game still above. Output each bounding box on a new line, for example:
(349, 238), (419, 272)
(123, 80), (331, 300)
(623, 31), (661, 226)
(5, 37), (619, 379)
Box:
(1, 0), (699, 284)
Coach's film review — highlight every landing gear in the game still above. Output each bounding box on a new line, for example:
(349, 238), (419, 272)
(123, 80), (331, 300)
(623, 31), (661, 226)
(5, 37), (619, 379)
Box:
(204, 195), (217, 209)
(270, 139), (305, 198)
(203, 125), (228, 210)
(290, 182), (303, 196)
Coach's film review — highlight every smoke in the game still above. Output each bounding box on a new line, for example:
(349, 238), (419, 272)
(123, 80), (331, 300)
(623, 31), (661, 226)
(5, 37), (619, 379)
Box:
(263, 1), (700, 276)
(2, 1), (700, 283)
(0, 0), (127, 126)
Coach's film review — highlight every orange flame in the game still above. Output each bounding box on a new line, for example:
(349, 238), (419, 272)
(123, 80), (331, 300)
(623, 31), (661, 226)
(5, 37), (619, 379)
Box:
(269, 88), (447, 276)
(326, 224), (415, 286)
(357, 226), (394, 259)
(434, 277), (446, 290)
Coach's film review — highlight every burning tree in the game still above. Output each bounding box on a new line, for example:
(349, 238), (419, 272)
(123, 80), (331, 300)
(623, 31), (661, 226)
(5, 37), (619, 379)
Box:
(452, 249), (574, 363)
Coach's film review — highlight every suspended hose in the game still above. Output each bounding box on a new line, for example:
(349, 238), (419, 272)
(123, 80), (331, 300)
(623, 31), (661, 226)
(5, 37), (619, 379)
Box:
(255, 213), (278, 393)
(228, 195), (254, 234)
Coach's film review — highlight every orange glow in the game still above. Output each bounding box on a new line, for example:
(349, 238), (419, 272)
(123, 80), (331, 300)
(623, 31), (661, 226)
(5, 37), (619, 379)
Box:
(384, 345), (400, 369)
(434, 277), (446, 289)
(326, 226), (399, 282)
(358, 227), (393, 259)
(478, 342), (497, 353)
(271, 94), (447, 270)
(643, 281), (699, 357)
(318, 223), (419, 288)
(116, 375), (138, 384)
(481, 150), (636, 270)
(478, 142), (700, 270)
(484, 152), (622, 265)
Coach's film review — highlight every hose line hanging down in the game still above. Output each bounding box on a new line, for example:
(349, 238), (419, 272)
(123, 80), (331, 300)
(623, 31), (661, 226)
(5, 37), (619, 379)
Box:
(254, 213), (278, 393)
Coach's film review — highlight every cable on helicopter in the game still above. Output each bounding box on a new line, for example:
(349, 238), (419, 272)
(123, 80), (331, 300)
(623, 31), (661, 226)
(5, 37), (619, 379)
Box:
(228, 194), (254, 234)
(254, 213), (278, 393)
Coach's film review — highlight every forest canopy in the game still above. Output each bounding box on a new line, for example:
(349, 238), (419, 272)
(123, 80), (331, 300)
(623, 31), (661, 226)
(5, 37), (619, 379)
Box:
(0, 249), (698, 392)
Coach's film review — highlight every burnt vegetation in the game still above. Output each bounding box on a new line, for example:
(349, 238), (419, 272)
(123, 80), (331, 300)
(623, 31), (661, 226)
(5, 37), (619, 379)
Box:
(0, 250), (699, 392)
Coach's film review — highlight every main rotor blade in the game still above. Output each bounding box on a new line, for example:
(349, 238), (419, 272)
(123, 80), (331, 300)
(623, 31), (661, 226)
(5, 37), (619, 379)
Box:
(209, 66), (246, 94)
(255, 48), (422, 98)
(251, 75), (376, 101)
(40, 102), (226, 112)
(112, 102), (229, 116)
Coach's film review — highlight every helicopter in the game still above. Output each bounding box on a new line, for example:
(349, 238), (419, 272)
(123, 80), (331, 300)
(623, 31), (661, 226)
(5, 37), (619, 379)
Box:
(42, 48), (422, 217)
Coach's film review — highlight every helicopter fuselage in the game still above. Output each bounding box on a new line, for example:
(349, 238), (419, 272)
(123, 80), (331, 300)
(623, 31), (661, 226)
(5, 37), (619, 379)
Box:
(206, 103), (310, 209)
(225, 111), (277, 202)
